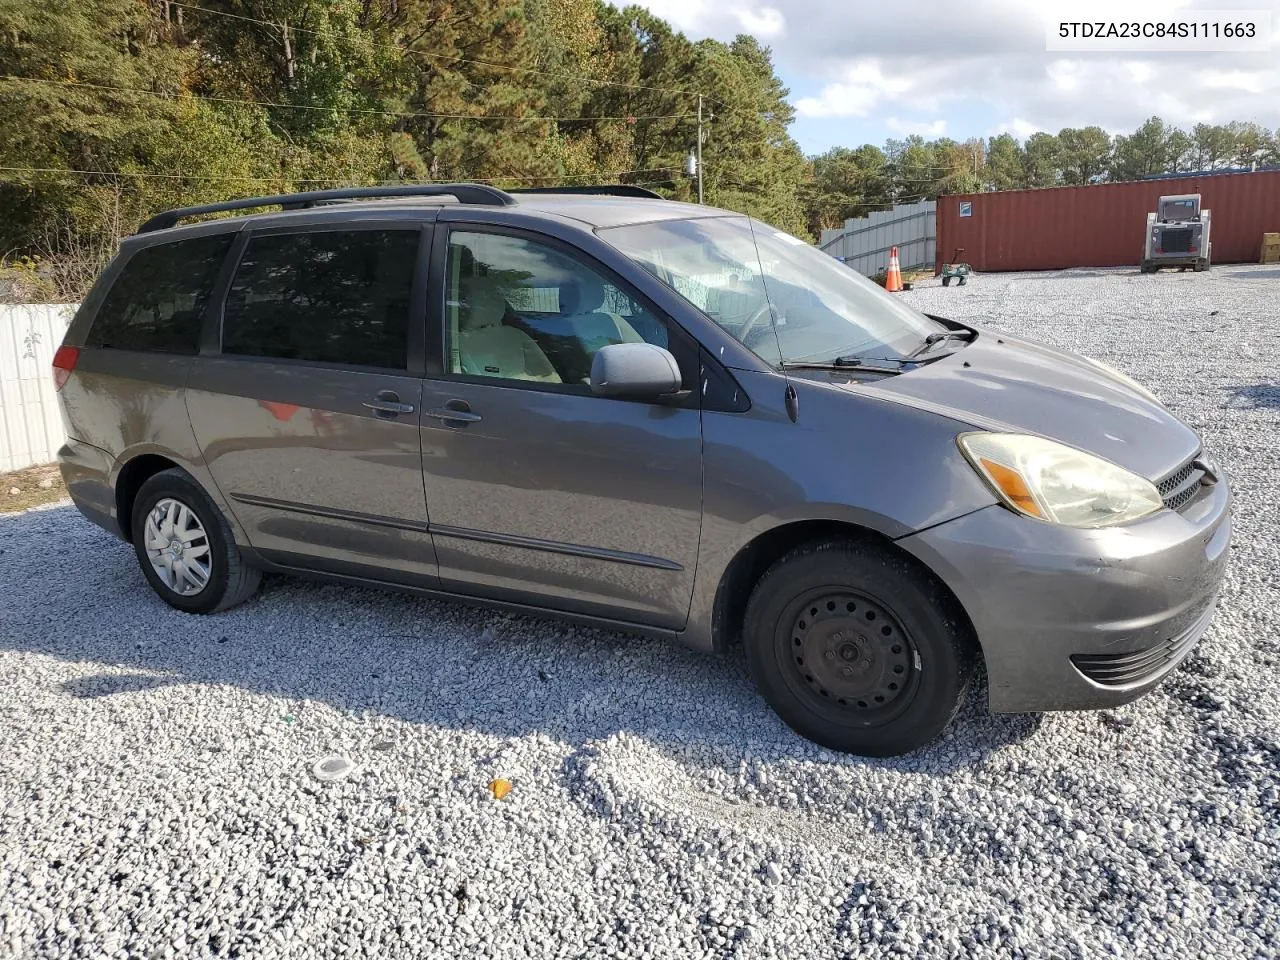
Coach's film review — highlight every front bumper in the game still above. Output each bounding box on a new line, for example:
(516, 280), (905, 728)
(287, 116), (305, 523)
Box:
(897, 475), (1231, 712)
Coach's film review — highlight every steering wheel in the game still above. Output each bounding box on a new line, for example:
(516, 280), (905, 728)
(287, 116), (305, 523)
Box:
(736, 301), (774, 343)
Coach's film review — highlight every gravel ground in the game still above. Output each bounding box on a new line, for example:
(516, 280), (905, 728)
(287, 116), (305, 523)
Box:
(2, 264), (1278, 959)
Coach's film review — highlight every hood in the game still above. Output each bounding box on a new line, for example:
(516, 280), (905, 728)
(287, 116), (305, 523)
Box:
(852, 329), (1200, 481)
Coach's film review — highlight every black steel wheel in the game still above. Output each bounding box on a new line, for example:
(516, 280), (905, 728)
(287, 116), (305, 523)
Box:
(784, 589), (920, 723)
(744, 539), (975, 756)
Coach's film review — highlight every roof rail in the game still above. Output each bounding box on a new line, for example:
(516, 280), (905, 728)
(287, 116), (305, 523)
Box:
(136, 183), (516, 233)
(507, 185), (666, 200)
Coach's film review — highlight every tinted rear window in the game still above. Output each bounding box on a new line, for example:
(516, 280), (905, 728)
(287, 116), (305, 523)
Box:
(87, 233), (233, 354)
(222, 230), (419, 370)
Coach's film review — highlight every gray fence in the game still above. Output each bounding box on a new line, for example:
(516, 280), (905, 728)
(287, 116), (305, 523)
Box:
(818, 201), (936, 277)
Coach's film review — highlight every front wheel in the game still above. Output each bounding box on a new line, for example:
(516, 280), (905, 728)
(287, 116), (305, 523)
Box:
(131, 468), (261, 614)
(743, 540), (974, 756)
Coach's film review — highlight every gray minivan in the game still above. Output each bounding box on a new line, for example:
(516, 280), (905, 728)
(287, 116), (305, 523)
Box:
(54, 184), (1230, 756)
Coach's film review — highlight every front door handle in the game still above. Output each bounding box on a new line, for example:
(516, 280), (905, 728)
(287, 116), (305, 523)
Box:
(424, 399), (483, 424)
(363, 390), (415, 418)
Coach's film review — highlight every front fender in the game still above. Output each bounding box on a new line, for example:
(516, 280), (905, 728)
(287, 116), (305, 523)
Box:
(680, 369), (997, 652)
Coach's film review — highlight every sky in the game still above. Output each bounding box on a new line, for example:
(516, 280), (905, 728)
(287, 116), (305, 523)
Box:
(624, 0), (1280, 155)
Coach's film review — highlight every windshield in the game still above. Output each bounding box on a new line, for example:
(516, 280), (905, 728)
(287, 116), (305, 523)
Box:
(599, 216), (942, 366)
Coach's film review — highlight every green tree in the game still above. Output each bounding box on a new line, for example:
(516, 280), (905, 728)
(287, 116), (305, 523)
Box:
(1109, 116), (1170, 181)
(984, 133), (1023, 190)
(1056, 126), (1111, 184)
(1226, 121), (1271, 169)
(1190, 123), (1235, 169)
(803, 144), (890, 234)
(1166, 129), (1193, 172)
(1022, 132), (1060, 187)
(885, 136), (942, 201)
(935, 137), (983, 195)
(694, 35), (807, 234)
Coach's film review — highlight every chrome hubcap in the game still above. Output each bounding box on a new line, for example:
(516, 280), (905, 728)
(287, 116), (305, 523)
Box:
(143, 498), (211, 596)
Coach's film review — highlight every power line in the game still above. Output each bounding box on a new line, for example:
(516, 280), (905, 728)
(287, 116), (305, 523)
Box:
(169, 1), (703, 100)
(0, 76), (697, 124)
(0, 164), (677, 186)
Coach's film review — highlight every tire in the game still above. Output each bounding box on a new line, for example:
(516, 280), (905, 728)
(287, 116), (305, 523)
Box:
(130, 468), (261, 614)
(941, 276), (951, 287)
(743, 539), (974, 756)
(1193, 258), (1208, 273)
(957, 276), (966, 286)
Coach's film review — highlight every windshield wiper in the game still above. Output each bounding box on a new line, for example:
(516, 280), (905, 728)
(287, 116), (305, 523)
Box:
(781, 355), (913, 373)
(906, 329), (975, 359)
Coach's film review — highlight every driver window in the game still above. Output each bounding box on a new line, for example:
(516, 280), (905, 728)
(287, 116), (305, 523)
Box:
(446, 231), (668, 386)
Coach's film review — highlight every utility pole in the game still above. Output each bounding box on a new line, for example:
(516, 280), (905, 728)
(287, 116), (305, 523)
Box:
(696, 94), (704, 205)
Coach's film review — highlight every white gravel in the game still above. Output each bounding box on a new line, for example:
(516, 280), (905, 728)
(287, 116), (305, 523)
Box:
(2, 264), (1279, 959)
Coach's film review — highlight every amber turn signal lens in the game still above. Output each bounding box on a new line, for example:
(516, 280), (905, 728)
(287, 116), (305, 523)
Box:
(979, 458), (1045, 519)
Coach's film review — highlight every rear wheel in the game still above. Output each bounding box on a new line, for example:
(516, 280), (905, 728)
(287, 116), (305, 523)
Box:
(744, 540), (973, 756)
(941, 276), (952, 287)
(131, 469), (260, 614)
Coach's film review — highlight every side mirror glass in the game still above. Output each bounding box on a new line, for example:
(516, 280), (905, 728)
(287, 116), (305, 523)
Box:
(589, 342), (683, 400)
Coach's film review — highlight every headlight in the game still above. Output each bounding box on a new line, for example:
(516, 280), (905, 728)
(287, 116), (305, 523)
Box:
(958, 433), (1163, 528)
(1080, 355), (1162, 406)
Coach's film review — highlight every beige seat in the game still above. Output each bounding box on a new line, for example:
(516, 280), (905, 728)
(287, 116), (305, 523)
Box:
(457, 280), (561, 383)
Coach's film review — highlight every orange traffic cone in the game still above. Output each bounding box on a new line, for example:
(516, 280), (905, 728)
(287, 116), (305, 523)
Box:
(884, 246), (903, 292)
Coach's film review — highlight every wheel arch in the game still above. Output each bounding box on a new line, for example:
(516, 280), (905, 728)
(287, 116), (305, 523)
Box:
(709, 519), (982, 669)
(113, 453), (182, 543)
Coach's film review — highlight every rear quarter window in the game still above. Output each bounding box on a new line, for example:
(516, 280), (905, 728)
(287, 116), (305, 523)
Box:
(221, 229), (419, 370)
(87, 233), (234, 354)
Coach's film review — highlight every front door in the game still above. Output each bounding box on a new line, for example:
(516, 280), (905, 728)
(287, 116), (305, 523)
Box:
(419, 225), (703, 628)
(186, 223), (438, 585)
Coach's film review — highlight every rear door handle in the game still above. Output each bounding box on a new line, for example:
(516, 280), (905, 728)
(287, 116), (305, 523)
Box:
(424, 399), (482, 424)
(363, 390), (415, 418)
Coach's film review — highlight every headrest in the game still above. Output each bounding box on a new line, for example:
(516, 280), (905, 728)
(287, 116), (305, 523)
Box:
(460, 279), (506, 330)
(559, 274), (607, 315)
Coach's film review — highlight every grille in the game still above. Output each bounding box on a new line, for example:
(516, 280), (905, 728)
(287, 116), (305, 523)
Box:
(1157, 460), (1205, 512)
(1071, 601), (1216, 686)
(1160, 228), (1192, 253)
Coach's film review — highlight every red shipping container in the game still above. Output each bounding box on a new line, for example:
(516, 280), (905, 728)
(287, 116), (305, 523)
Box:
(937, 171), (1280, 273)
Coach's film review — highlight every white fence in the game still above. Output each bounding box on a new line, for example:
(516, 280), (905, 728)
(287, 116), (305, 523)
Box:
(0, 304), (77, 472)
(819, 201), (937, 277)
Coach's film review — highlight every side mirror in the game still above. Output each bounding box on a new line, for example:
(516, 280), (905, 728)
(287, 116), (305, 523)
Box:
(590, 342), (683, 400)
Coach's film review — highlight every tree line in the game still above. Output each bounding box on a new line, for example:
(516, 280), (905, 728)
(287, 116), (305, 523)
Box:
(0, 0), (805, 287)
(807, 117), (1280, 234)
(2, 1), (1277, 290)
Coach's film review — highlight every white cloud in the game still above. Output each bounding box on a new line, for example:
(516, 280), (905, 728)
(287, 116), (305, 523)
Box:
(624, 0), (785, 38)
(1198, 69), (1268, 94)
(885, 117), (947, 137)
(619, 0), (1280, 141)
(1124, 61), (1156, 85)
(992, 117), (1041, 139)
(793, 63), (915, 117)
(738, 6), (785, 37)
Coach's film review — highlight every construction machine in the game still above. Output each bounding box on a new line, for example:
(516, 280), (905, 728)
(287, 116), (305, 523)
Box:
(1141, 194), (1211, 273)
